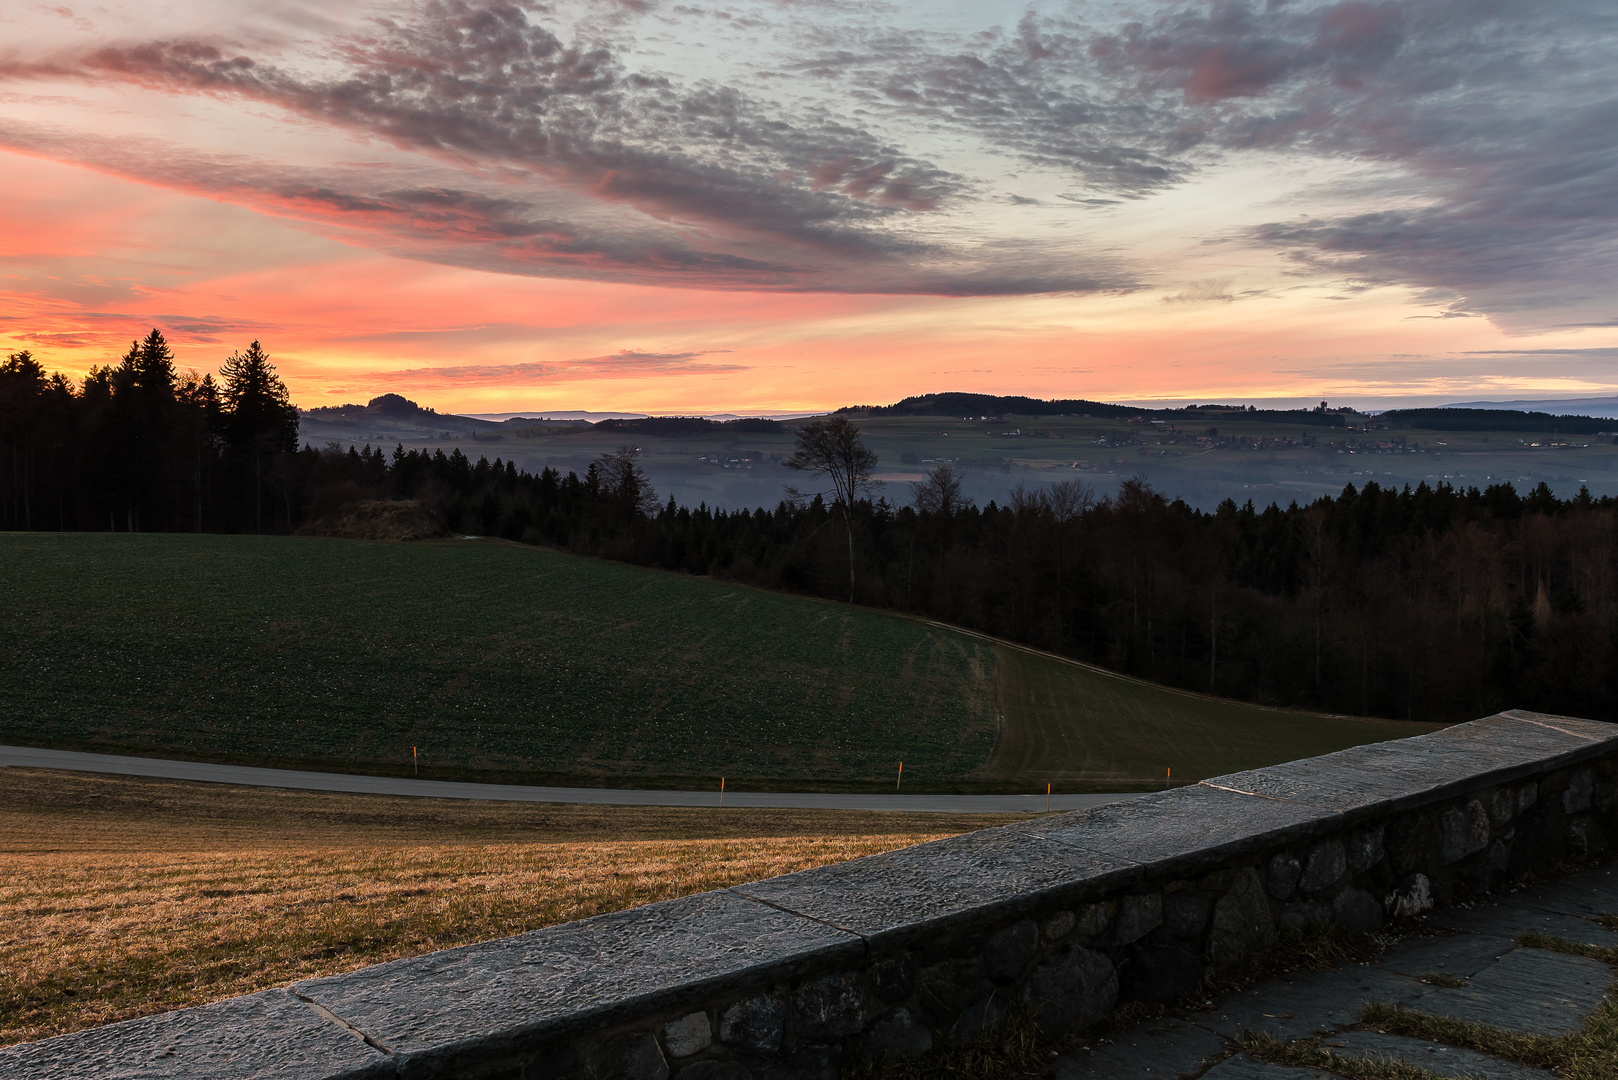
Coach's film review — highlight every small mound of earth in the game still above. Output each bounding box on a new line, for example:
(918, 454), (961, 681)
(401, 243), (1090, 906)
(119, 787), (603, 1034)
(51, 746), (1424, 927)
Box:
(298, 499), (449, 541)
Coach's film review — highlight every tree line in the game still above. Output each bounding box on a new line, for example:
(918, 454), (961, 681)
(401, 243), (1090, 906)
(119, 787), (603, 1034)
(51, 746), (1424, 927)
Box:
(0, 331), (298, 533)
(7, 337), (1618, 724)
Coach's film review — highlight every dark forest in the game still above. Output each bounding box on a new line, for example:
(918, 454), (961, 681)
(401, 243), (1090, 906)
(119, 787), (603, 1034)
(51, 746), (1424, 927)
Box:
(5, 336), (1616, 726)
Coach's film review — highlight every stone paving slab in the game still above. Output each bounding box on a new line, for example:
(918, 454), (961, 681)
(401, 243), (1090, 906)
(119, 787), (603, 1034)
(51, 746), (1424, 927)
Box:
(1191, 966), (1426, 1042)
(294, 888), (859, 1075)
(1052, 1017), (1227, 1078)
(1408, 947), (1613, 1036)
(1427, 902), (1618, 950)
(0, 989), (390, 1080)
(1198, 1054), (1333, 1079)
(1325, 1030), (1555, 1080)
(1374, 932), (1514, 982)
(733, 826), (1140, 946)
(1513, 867), (1618, 919)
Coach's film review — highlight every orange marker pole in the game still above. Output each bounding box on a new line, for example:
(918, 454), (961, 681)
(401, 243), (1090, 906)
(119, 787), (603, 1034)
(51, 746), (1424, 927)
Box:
(720, 777), (725, 807)
(1166, 765), (1171, 788)
(896, 761), (903, 791)
(413, 746), (418, 777)
(1047, 782), (1051, 813)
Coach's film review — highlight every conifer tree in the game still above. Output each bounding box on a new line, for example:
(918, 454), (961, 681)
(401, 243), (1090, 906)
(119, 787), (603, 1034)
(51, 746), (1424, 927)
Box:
(220, 341), (299, 532)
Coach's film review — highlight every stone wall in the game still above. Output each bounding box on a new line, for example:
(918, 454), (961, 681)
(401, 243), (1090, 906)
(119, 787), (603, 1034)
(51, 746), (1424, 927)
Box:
(6, 709), (1617, 1080)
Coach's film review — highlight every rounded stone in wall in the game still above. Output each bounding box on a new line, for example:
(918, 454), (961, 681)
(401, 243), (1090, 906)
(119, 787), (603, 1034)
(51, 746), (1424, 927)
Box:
(1299, 841), (1347, 893)
(862, 1009), (932, 1065)
(1022, 946), (1117, 1038)
(1332, 887), (1383, 932)
(720, 993), (784, 1055)
(1209, 867), (1277, 969)
(984, 921), (1040, 983)
(1267, 853), (1301, 900)
(1347, 826), (1385, 874)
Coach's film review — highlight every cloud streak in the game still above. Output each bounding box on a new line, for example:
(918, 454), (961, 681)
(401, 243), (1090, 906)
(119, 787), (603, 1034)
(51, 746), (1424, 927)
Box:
(326, 349), (748, 389)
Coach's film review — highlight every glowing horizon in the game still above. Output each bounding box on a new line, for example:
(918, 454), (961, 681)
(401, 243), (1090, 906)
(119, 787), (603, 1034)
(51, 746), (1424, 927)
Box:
(3, 1), (1615, 415)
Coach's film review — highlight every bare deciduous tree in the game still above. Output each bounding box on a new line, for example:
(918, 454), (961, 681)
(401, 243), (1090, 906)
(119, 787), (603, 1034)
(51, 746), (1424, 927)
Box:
(912, 463), (970, 517)
(786, 416), (881, 601)
(594, 445), (659, 520)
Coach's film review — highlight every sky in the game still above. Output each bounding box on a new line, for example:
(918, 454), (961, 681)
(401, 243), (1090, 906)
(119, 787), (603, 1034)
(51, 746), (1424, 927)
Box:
(2, 0), (1616, 414)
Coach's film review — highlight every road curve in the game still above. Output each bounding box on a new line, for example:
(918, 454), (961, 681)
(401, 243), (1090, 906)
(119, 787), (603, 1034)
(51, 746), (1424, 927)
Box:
(0, 745), (1142, 813)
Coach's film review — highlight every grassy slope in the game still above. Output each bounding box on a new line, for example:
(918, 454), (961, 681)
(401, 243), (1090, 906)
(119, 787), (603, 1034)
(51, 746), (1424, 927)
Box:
(981, 642), (1440, 788)
(1, 533), (995, 787)
(2, 533), (1437, 789)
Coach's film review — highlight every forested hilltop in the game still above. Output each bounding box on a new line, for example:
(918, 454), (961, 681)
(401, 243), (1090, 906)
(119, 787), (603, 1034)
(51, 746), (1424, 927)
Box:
(5, 335), (1617, 725)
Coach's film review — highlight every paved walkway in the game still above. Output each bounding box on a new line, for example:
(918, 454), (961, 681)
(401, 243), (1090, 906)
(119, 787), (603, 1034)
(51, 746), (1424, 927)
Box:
(0, 745), (1139, 813)
(1060, 861), (1618, 1079)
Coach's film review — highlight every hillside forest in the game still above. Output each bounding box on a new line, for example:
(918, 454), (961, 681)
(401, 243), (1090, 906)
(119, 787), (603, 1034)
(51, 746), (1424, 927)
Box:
(5, 335), (1617, 726)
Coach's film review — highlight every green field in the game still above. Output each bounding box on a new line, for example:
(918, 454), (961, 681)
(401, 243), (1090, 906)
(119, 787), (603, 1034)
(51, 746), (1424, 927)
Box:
(0, 534), (1437, 790)
(978, 644), (1438, 787)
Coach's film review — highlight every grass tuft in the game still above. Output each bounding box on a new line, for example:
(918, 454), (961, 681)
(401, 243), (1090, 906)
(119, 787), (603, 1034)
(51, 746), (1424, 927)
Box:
(1415, 972), (1469, 989)
(1238, 1031), (1462, 1080)
(1357, 1003), (1564, 1069)
(1516, 931), (1618, 965)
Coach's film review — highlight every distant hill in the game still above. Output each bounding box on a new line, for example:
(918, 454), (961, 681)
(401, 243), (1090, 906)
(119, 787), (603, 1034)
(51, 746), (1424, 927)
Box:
(842, 392), (1353, 427)
(1379, 407), (1616, 434)
(839, 392), (1143, 419)
(304, 393), (444, 420)
(1444, 396), (1618, 419)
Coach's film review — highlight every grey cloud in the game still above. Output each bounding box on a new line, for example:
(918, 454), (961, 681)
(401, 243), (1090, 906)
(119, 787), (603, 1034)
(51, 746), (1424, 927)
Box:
(783, 0), (1617, 324)
(789, 13), (1197, 195)
(333, 349), (749, 387)
(72, 5), (957, 251)
(1163, 278), (1236, 303)
(1085, 0), (1618, 327)
(9, 1), (1145, 294)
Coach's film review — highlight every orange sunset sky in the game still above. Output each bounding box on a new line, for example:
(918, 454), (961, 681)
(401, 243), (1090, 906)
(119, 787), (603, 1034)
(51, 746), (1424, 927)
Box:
(3, 0), (1615, 415)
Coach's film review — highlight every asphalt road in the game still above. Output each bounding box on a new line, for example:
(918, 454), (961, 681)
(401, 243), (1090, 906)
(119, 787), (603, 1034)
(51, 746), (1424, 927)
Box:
(0, 745), (1142, 813)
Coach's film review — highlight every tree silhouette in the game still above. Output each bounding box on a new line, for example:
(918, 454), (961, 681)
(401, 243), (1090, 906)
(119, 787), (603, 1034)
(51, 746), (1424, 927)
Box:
(595, 446), (659, 523)
(220, 341), (298, 532)
(786, 416), (881, 601)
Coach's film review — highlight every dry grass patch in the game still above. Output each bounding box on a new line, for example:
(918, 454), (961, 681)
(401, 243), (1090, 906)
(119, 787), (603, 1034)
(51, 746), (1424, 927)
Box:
(0, 769), (1020, 1047)
(1238, 1032), (1456, 1080)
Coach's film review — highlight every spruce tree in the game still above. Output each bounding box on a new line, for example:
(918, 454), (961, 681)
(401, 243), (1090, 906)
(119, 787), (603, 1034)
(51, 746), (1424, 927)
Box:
(220, 341), (299, 532)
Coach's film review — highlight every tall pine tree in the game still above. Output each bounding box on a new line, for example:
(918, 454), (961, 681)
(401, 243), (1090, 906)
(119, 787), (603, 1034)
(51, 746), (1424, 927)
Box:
(220, 340), (299, 532)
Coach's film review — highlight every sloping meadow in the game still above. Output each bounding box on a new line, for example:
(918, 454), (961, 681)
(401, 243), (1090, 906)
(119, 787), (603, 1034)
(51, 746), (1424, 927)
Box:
(0, 534), (997, 786)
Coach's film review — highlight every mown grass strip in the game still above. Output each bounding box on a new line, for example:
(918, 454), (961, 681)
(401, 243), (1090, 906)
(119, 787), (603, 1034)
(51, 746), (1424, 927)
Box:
(0, 769), (1011, 1047)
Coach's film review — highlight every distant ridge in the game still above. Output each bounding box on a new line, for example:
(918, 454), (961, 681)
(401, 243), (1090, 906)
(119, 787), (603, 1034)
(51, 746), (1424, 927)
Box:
(1443, 396), (1618, 419)
(1379, 407), (1617, 434)
(840, 392), (1352, 427)
(838, 392), (1143, 419)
